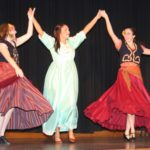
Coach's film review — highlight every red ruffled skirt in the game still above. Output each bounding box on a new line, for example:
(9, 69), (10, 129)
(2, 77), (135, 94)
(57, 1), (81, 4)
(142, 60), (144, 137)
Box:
(84, 65), (150, 132)
(0, 62), (53, 129)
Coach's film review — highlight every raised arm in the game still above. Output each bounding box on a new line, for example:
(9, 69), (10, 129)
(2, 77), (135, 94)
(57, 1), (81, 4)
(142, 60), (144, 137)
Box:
(101, 10), (122, 50)
(32, 15), (44, 37)
(141, 45), (150, 55)
(0, 44), (24, 77)
(83, 10), (101, 35)
(16, 8), (35, 47)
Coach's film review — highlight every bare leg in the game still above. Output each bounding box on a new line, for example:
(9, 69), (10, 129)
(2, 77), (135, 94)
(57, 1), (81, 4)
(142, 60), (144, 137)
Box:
(0, 114), (5, 135)
(68, 129), (76, 143)
(54, 127), (62, 143)
(0, 108), (14, 136)
(0, 108), (14, 145)
(124, 114), (131, 139)
(128, 114), (135, 138)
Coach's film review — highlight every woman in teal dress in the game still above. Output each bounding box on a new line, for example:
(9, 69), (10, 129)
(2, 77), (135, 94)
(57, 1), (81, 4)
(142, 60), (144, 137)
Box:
(32, 9), (101, 143)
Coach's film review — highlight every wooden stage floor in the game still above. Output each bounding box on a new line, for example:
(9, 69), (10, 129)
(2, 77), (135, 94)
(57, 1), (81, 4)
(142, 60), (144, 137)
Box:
(1, 131), (150, 150)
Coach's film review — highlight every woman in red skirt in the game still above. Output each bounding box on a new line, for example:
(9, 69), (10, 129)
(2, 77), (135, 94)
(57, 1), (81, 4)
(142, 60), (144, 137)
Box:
(0, 8), (53, 145)
(84, 10), (150, 141)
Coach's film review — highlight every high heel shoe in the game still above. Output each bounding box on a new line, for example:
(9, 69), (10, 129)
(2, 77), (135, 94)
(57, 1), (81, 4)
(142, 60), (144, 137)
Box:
(68, 131), (76, 143)
(55, 138), (63, 144)
(123, 134), (131, 142)
(68, 134), (76, 143)
(0, 136), (10, 145)
(54, 137), (63, 144)
(130, 133), (136, 142)
(68, 137), (76, 143)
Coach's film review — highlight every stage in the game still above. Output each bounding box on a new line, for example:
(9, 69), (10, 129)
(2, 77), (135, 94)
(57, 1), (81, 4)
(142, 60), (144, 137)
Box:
(1, 130), (150, 150)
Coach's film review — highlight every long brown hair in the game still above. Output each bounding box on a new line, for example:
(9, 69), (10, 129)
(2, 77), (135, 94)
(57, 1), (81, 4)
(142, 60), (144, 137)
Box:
(53, 23), (66, 52)
(0, 23), (9, 40)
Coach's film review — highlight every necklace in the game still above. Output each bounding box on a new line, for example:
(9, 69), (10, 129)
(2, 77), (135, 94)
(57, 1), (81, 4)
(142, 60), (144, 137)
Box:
(125, 42), (137, 51)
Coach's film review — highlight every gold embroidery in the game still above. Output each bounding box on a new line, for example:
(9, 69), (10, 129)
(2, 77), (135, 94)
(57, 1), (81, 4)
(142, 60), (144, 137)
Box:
(122, 50), (140, 64)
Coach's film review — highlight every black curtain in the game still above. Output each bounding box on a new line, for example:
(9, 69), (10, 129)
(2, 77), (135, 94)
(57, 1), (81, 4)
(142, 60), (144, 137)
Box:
(0, 0), (150, 133)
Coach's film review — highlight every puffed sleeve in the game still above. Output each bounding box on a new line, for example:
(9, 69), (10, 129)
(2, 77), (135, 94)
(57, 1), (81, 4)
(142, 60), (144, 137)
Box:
(38, 32), (55, 51)
(68, 31), (86, 49)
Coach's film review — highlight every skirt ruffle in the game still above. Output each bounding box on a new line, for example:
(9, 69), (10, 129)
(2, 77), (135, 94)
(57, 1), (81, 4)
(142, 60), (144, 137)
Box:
(0, 62), (53, 129)
(84, 66), (150, 132)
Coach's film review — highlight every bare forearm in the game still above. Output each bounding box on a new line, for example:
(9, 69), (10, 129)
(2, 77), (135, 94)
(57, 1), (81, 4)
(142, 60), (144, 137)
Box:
(16, 19), (33, 46)
(27, 18), (33, 37)
(83, 15), (100, 35)
(33, 17), (44, 37)
(6, 55), (23, 77)
(104, 15), (115, 37)
(142, 47), (150, 55)
(103, 13), (121, 49)
(5, 56), (19, 70)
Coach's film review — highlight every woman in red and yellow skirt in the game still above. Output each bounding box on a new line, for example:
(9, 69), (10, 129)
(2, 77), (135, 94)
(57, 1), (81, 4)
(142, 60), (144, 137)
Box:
(0, 8), (53, 145)
(84, 10), (150, 141)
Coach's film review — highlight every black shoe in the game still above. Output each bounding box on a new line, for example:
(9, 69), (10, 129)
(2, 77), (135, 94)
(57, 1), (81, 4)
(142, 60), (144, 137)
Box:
(123, 134), (131, 142)
(130, 133), (136, 142)
(0, 137), (4, 144)
(1, 136), (10, 145)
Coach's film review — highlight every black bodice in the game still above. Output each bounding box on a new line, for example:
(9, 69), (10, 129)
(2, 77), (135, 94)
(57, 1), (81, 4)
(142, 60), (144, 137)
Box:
(0, 39), (19, 65)
(119, 43), (143, 65)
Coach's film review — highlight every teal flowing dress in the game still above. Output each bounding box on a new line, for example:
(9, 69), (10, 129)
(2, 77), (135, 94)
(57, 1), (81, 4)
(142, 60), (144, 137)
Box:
(39, 31), (86, 135)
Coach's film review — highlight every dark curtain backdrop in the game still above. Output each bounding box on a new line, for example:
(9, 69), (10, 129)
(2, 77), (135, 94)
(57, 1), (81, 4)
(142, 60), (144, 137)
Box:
(0, 0), (150, 133)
